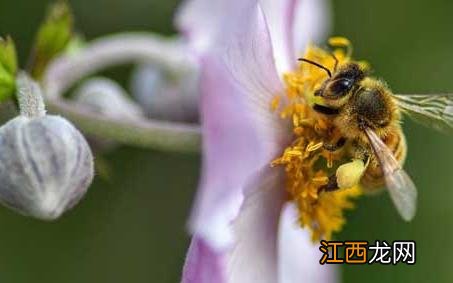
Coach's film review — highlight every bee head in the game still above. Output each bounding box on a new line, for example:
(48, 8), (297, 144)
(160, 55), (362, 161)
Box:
(315, 62), (365, 102)
(297, 61), (365, 112)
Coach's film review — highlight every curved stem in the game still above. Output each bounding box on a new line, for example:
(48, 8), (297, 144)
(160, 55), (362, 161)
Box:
(47, 99), (201, 153)
(41, 32), (201, 153)
(43, 32), (195, 98)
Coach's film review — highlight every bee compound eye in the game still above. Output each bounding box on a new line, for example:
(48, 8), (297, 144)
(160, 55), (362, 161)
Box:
(329, 79), (353, 96)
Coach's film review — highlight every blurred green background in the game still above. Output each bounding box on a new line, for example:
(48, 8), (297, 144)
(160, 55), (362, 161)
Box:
(0, 0), (452, 282)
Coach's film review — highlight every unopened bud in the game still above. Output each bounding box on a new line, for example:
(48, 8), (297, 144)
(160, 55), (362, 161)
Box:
(74, 77), (144, 121)
(0, 73), (94, 220)
(130, 48), (199, 122)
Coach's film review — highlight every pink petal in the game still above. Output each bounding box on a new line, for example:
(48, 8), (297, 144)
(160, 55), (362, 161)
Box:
(176, 0), (261, 54)
(259, 0), (299, 74)
(182, 167), (286, 283)
(278, 203), (338, 283)
(185, 2), (290, 250)
(182, 237), (226, 283)
(177, 0), (307, 76)
(293, 0), (332, 55)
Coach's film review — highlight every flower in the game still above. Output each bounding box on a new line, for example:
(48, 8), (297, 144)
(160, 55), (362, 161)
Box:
(176, 0), (360, 282)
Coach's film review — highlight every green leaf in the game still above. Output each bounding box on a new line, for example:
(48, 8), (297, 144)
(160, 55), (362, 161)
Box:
(0, 37), (17, 75)
(29, 0), (73, 79)
(0, 36), (17, 102)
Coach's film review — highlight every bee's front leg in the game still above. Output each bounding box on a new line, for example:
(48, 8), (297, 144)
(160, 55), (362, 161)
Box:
(323, 137), (346, 152)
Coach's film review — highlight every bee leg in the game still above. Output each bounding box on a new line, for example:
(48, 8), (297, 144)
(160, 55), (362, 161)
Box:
(320, 174), (340, 192)
(323, 137), (346, 152)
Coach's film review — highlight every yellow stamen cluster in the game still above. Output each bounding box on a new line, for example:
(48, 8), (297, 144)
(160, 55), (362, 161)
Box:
(272, 39), (362, 241)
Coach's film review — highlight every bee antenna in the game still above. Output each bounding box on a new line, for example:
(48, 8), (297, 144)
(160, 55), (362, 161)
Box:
(330, 53), (339, 71)
(298, 58), (332, 78)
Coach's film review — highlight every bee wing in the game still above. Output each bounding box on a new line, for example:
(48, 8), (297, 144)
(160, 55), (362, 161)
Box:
(364, 128), (417, 221)
(394, 93), (453, 134)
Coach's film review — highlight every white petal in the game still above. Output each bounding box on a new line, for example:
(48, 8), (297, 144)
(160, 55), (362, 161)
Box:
(226, 167), (286, 283)
(259, 0), (299, 74)
(278, 203), (339, 283)
(176, 0), (259, 54)
(293, 0), (332, 55)
(182, 167), (286, 283)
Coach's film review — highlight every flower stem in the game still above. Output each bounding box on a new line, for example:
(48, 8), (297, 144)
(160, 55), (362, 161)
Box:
(42, 32), (201, 153)
(16, 72), (46, 118)
(46, 99), (201, 153)
(43, 32), (193, 98)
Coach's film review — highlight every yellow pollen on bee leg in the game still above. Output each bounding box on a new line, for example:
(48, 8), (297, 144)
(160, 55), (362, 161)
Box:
(270, 39), (362, 241)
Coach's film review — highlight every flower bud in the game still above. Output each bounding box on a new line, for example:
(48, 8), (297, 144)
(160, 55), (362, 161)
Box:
(130, 46), (199, 123)
(74, 77), (144, 121)
(0, 73), (94, 220)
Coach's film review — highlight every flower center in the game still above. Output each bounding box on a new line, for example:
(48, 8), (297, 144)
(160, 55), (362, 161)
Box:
(271, 38), (363, 241)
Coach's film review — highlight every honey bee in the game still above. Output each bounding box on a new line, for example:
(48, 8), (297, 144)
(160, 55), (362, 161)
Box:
(300, 58), (453, 221)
